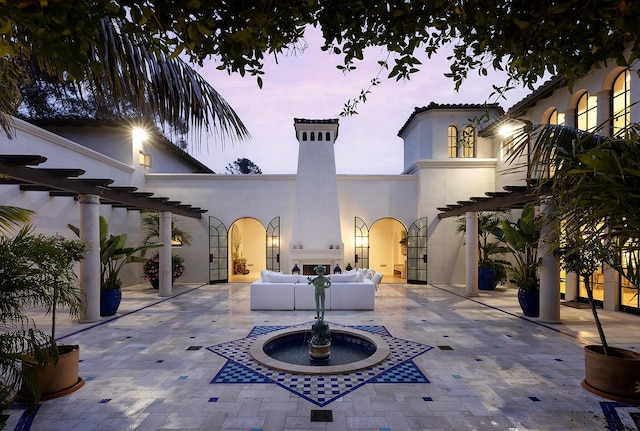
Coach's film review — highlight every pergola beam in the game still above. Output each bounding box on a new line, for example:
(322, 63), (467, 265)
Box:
(0, 155), (205, 219)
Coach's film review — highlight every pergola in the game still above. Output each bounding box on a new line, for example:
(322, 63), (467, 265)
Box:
(436, 181), (551, 219)
(0, 154), (207, 322)
(435, 180), (560, 324)
(0, 154), (206, 218)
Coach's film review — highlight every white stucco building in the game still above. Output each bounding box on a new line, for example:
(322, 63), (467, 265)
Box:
(1, 56), (637, 321)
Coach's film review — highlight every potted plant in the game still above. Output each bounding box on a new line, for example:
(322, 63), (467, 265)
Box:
(501, 202), (541, 316)
(143, 252), (185, 289)
(511, 124), (640, 402)
(141, 210), (192, 248)
(457, 212), (511, 290)
(0, 225), (88, 410)
(69, 216), (160, 316)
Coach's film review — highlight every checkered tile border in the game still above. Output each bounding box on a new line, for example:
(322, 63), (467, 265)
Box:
(207, 322), (433, 406)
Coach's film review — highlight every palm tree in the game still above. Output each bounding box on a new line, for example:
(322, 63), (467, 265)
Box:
(2, 18), (249, 145)
(141, 211), (192, 248)
(509, 123), (640, 347)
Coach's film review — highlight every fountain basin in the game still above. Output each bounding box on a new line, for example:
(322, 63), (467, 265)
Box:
(250, 327), (390, 374)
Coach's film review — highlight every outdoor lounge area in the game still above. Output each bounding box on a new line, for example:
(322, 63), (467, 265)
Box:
(3, 280), (639, 431)
(250, 270), (379, 311)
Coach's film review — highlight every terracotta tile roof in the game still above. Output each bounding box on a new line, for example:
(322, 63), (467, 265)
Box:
(293, 118), (339, 124)
(397, 102), (503, 137)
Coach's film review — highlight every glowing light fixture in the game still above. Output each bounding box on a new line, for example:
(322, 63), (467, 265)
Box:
(132, 127), (148, 142)
(499, 124), (519, 138)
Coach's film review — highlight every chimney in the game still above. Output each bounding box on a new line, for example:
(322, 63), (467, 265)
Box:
(289, 118), (343, 273)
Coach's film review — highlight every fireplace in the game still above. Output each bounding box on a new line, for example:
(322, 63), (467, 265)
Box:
(289, 248), (343, 277)
(302, 264), (331, 275)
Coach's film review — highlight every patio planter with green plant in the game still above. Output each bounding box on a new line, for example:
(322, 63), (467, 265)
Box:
(140, 211), (190, 288)
(457, 212), (511, 290)
(69, 216), (160, 316)
(143, 252), (185, 288)
(511, 123), (640, 403)
(0, 224), (88, 411)
(501, 202), (541, 316)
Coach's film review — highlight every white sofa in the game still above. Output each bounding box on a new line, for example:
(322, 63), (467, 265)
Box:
(250, 270), (377, 311)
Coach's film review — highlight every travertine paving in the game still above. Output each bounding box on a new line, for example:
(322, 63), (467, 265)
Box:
(5, 282), (640, 430)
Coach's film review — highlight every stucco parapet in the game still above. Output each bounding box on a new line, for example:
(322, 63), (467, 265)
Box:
(404, 158), (497, 174)
(146, 173), (297, 181)
(336, 174), (416, 181)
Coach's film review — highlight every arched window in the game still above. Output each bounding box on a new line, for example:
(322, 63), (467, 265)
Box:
(461, 126), (475, 158)
(310, 132), (315, 141)
(576, 92), (597, 132)
(302, 132), (307, 141)
(325, 132), (331, 141)
(546, 108), (565, 125)
(447, 125), (458, 158)
(611, 69), (630, 136)
(318, 132), (323, 141)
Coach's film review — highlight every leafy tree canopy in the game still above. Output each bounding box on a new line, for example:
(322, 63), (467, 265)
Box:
(0, 1), (250, 141)
(225, 158), (263, 174)
(3, 1), (638, 90)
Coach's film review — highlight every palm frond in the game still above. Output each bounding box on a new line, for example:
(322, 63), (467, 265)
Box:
(0, 206), (34, 234)
(511, 123), (640, 289)
(5, 19), (250, 146)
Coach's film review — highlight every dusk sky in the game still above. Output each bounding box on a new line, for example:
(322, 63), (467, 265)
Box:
(191, 27), (535, 175)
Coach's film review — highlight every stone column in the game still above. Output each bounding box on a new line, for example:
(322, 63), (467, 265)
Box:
(159, 211), (172, 297)
(562, 109), (575, 128)
(538, 200), (561, 323)
(596, 90), (611, 137)
(465, 211), (479, 296)
(603, 264), (618, 311)
(79, 194), (101, 322)
(564, 272), (579, 301)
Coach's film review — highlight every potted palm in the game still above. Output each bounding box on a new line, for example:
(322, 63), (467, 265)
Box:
(511, 123), (640, 402)
(501, 202), (541, 316)
(69, 216), (160, 316)
(0, 225), (88, 409)
(141, 210), (192, 248)
(457, 212), (511, 290)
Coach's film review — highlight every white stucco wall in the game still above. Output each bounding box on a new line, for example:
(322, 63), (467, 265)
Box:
(5, 58), (638, 295)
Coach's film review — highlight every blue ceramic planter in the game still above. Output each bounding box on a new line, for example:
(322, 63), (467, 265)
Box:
(517, 288), (539, 317)
(100, 289), (122, 317)
(478, 267), (498, 290)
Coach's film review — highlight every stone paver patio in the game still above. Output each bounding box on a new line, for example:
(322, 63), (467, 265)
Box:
(4, 281), (640, 430)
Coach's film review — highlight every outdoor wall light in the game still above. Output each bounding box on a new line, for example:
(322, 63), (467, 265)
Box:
(499, 123), (520, 138)
(132, 127), (148, 142)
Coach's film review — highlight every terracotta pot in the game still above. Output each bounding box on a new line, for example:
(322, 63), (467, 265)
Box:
(582, 345), (640, 404)
(23, 345), (84, 401)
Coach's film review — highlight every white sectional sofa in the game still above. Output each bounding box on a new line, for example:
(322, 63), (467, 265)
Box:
(250, 270), (377, 311)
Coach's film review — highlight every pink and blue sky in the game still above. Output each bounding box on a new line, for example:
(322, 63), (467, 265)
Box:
(193, 27), (534, 175)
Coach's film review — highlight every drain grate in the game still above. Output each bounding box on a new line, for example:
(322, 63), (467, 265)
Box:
(186, 346), (202, 351)
(437, 345), (453, 350)
(310, 410), (333, 422)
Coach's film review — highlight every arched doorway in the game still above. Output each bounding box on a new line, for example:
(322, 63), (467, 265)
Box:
(369, 218), (407, 282)
(228, 218), (266, 282)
